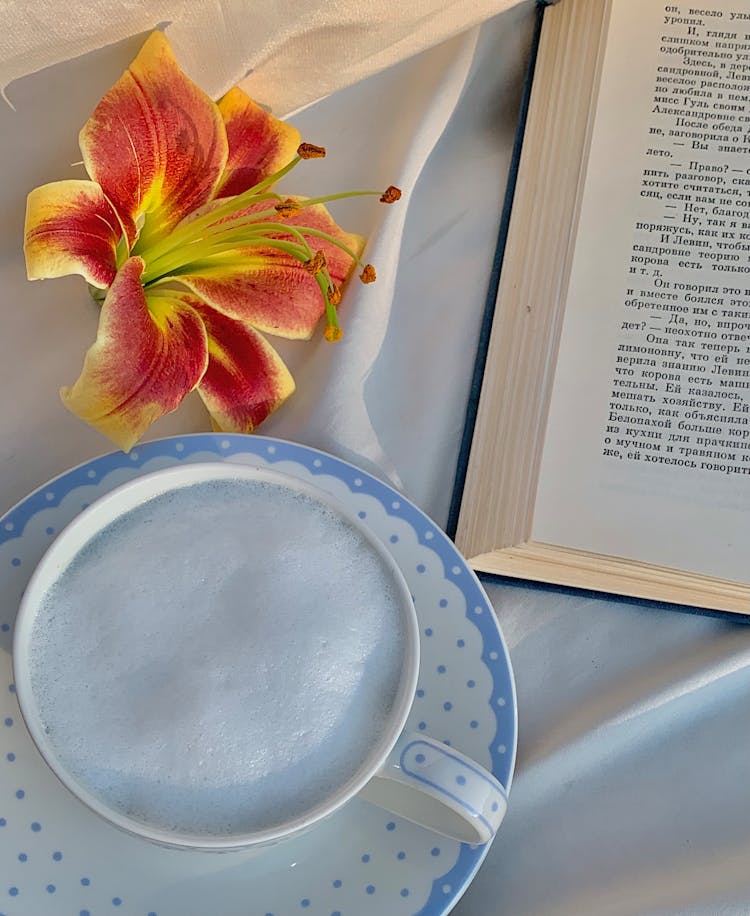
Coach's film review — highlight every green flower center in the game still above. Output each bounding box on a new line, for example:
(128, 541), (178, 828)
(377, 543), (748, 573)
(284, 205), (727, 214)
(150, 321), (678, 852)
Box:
(128, 150), (397, 339)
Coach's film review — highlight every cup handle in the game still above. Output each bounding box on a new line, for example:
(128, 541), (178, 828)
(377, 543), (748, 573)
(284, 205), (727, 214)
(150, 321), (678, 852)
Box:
(358, 734), (508, 844)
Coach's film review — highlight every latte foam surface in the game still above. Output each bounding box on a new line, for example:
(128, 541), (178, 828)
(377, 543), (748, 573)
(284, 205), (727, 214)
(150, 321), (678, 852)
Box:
(28, 477), (408, 837)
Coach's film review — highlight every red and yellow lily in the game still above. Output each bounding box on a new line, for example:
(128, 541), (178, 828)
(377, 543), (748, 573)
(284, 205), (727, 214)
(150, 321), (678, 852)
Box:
(24, 31), (399, 450)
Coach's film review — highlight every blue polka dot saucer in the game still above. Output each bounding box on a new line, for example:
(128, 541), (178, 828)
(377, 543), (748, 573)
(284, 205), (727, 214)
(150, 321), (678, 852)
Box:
(0, 434), (517, 916)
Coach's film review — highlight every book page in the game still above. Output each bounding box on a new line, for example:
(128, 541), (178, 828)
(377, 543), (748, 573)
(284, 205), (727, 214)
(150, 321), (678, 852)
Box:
(532, 0), (750, 583)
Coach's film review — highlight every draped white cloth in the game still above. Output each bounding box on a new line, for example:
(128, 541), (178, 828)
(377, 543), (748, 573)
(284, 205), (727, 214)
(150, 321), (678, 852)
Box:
(0, 0), (522, 114)
(2, 3), (750, 914)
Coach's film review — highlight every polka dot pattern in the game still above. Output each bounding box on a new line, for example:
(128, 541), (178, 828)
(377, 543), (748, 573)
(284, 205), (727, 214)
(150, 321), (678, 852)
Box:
(0, 434), (515, 916)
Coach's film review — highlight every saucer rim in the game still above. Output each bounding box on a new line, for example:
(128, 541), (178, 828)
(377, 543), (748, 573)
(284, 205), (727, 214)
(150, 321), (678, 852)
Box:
(0, 432), (517, 916)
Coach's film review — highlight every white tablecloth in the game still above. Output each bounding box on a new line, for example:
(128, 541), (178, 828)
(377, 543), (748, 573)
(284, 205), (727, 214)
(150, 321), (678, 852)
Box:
(2, 4), (750, 914)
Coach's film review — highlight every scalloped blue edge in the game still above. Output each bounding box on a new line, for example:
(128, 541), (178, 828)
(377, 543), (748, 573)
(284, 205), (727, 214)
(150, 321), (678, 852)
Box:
(1, 433), (517, 916)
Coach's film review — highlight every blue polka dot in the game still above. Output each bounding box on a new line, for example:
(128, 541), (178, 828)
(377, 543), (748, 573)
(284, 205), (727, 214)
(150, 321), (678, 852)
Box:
(457, 639), (465, 647)
(443, 702), (452, 711)
(470, 719), (479, 728)
(390, 535), (399, 543)
(81, 911), (91, 916)
(424, 627), (433, 636)
(112, 897), (122, 905)
(8, 889), (18, 897)
(366, 885), (376, 894)
(6, 753), (14, 762)
(439, 598), (448, 608)
(46, 527), (55, 536)
(30, 822), (41, 832)
(46, 885), (56, 894)
(492, 801), (499, 812)
(8, 684), (15, 694)
(444, 739), (452, 746)
(15, 790), (24, 799)
(10, 559), (20, 568)
(358, 511), (366, 519)
(17, 854), (26, 863)
(4, 718), (12, 727)
(416, 564), (426, 574)
(81, 877), (90, 886)
(332, 912), (342, 916)
(386, 821), (396, 831)
(467, 679), (476, 688)
(456, 775), (466, 786)
(148, 912), (158, 916)
(415, 753), (426, 763)
(332, 880), (342, 888)
(0, 625), (8, 633)
(397, 851), (406, 860)
(401, 888), (410, 897)
(53, 851), (62, 861)
(418, 721), (427, 730)
(361, 853), (370, 863)
(416, 689), (425, 698)
(301, 900), (310, 908)
(431, 847), (441, 856)
(0, 819), (6, 827)
(437, 665), (446, 674)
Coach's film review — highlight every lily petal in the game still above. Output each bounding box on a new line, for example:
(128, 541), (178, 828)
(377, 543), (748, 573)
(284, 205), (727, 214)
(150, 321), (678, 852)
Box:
(80, 31), (228, 250)
(61, 257), (208, 451)
(175, 201), (364, 339)
(24, 180), (121, 288)
(186, 298), (295, 432)
(214, 87), (301, 199)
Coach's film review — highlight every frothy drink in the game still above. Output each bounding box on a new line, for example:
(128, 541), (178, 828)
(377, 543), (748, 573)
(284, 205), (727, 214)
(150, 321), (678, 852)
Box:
(25, 475), (409, 838)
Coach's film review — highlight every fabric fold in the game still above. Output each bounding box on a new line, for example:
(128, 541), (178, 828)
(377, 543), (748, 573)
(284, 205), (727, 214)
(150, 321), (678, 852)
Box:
(2, 1), (524, 116)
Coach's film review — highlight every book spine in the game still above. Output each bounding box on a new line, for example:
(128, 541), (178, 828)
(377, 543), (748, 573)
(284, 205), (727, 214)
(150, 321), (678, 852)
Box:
(446, 0), (548, 541)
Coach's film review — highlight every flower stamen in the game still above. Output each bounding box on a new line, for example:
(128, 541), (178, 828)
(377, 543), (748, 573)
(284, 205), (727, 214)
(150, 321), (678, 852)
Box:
(297, 142), (326, 159)
(304, 250), (327, 275)
(360, 264), (376, 284)
(380, 185), (402, 203)
(325, 325), (343, 342)
(275, 198), (302, 219)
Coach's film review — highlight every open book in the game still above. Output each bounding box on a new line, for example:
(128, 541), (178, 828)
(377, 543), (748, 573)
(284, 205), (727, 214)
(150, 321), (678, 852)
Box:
(454, 0), (750, 614)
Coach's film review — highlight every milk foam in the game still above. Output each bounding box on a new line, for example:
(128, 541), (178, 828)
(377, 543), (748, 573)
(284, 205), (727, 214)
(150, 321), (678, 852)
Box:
(28, 478), (408, 837)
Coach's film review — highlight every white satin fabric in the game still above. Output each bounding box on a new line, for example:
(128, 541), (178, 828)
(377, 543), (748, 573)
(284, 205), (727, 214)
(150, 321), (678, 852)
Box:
(456, 582), (750, 916)
(2, 4), (750, 914)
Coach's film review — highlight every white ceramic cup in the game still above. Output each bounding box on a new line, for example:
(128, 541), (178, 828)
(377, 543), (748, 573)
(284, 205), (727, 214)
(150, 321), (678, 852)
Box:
(13, 463), (507, 851)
